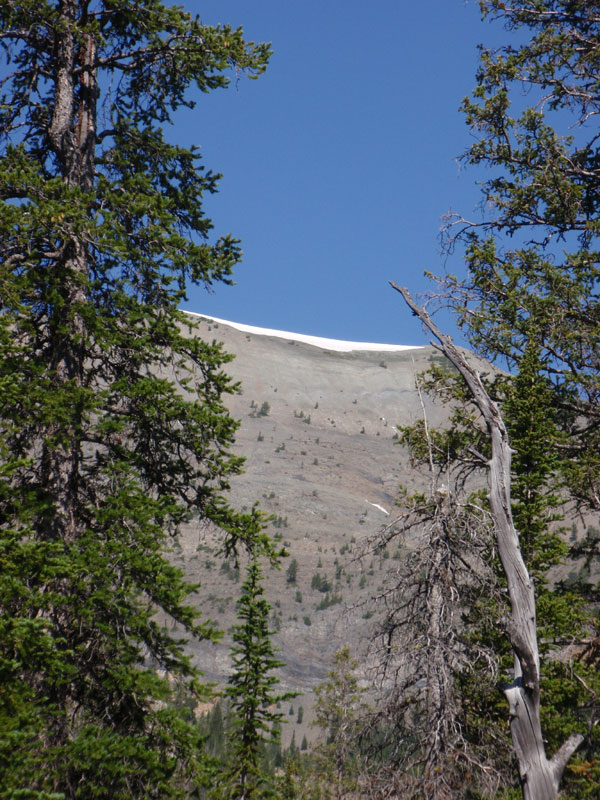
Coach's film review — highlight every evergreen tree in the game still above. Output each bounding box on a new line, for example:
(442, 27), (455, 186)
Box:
(460, 345), (593, 797)
(285, 558), (298, 584)
(381, 3), (600, 795)
(448, 2), (600, 793)
(311, 648), (367, 800)
(221, 553), (294, 800)
(376, 10), (600, 785)
(388, 287), (595, 799)
(0, 1), (271, 797)
(448, 0), (600, 513)
(372, 340), (596, 797)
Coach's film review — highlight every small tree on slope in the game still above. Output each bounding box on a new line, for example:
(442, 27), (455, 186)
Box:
(221, 552), (294, 800)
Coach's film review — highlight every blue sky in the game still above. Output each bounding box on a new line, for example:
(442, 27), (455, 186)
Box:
(177, 1), (502, 346)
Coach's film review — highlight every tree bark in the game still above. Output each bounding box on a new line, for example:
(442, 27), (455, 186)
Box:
(42, 0), (97, 543)
(390, 283), (583, 800)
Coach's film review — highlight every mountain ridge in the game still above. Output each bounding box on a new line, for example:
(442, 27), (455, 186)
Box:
(186, 311), (425, 353)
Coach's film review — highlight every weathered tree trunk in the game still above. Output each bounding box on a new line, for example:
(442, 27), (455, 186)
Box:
(391, 283), (583, 800)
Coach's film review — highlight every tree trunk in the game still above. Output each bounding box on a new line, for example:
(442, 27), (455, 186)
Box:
(391, 283), (583, 800)
(41, 0), (97, 543)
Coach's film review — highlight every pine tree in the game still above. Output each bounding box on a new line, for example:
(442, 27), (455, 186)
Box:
(221, 553), (294, 800)
(446, 2), (600, 793)
(372, 338), (596, 797)
(459, 344), (593, 797)
(311, 648), (367, 800)
(0, 2), (270, 797)
(381, 3), (600, 795)
(388, 288), (595, 799)
(448, 0), (600, 512)
(285, 558), (298, 584)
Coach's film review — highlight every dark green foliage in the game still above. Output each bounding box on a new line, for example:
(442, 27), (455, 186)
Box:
(221, 559), (242, 583)
(197, 700), (290, 785)
(286, 558), (298, 584)
(447, 3), (600, 793)
(315, 593), (342, 611)
(257, 402), (271, 418)
(456, 347), (591, 793)
(310, 648), (367, 798)
(384, 341), (596, 796)
(0, 1), (271, 796)
(310, 573), (331, 593)
(450, 0), (600, 515)
(220, 554), (295, 799)
(197, 701), (226, 759)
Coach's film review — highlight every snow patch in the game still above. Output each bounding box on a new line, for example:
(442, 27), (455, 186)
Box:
(186, 312), (422, 353)
(365, 500), (390, 516)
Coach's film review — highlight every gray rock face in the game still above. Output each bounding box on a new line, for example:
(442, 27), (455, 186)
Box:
(174, 315), (455, 694)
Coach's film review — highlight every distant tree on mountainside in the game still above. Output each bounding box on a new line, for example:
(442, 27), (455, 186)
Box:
(286, 558), (298, 584)
(311, 648), (368, 800)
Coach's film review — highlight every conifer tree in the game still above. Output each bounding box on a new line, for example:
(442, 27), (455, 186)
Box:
(0, 1), (271, 796)
(448, 3), (600, 791)
(387, 287), (594, 799)
(221, 553), (293, 800)
(447, 0), (600, 512)
(311, 648), (367, 800)
(370, 334), (597, 797)
(379, 2), (600, 795)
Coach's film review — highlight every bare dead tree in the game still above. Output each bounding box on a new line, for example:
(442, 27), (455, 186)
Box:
(390, 283), (584, 800)
(363, 427), (509, 799)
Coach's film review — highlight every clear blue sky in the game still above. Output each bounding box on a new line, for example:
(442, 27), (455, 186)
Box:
(177, 1), (503, 346)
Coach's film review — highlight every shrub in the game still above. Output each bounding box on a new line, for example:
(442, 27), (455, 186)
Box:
(257, 401), (270, 417)
(316, 593), (342, 611)
(311, 573), (331, 593)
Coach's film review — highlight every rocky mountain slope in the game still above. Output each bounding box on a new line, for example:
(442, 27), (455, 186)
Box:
(165, 314), (592, 750)
(172, 314), (465, 736)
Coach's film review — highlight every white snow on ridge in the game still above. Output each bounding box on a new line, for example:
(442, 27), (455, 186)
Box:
(186, 312), (422, 353)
